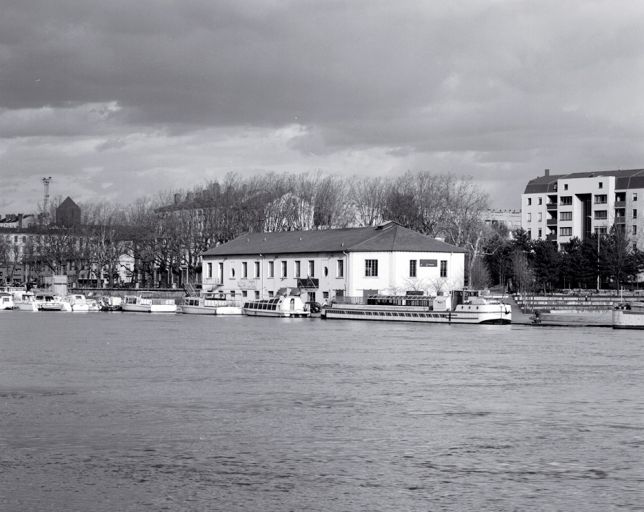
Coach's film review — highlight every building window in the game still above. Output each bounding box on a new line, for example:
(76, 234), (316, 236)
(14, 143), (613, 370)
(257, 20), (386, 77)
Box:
(323, 291), (329, 299)
(365, 259), (378, 277)
(324, 266), (328, 277)
(268, 290), (274, 297)
(527, 229), (532, 239)
(599, 182), (603, 189)
(527, 198), (532, 206)
(242, 290), (247, 298)
(527, 213), (532, 222)
(538, 197), (542, 205)
(633, 225), (637, 235)
(538, 228), (542, 238)
(268, 261), (274, 278)
(560, 227), (572, 236)
(538, 212), (542, 222)
(560, 196), (572, 205)
(409, 260), (417, 278)
(595, 226), (607, 235)
(594, 210), (607, 220)
(242, 262), (248, 278)
(207, 263), (213, 278)
(218, 263), (223, 281)
(295, 260), (301, 278)
(281, 261), (287, 278)
(336, 259), (344, 278)
(230, 290), (235, 298)
(230, 267), (236, 278)
(594, 194), (607, 204)
(634, 192), (638, 201)
(564, 184), (569, 190)
(440, 260), (447, 278)
(634, 209), (638, 219)
(255, 291), (260, 299)
(308, 260), (315, 277)
(560, 211), (572, 221)
(254, 261), (260, 278)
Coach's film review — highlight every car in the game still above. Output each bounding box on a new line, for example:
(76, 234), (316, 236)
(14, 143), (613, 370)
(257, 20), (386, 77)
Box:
(306, 301), (322, 313)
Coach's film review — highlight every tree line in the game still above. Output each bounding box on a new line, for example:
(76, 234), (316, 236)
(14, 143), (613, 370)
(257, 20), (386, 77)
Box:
(480, 226), (644, 292)
(2, 170), (642, 290)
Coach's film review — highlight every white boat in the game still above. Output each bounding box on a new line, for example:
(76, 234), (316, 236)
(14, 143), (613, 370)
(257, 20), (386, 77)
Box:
(324, 291), (512, 324)
(181, 293), (242, 315)
(13, 291), (38, 312)
(122, 294), (177, 313)
(61, 294), (90, 312)
(243, 289), (310, 318)
(613, 301), (644, 329)
(0, 292), (14, 310)
(34, 293), (64, 311)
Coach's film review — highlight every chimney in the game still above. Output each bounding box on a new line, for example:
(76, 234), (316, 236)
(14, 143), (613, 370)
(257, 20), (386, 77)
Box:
(545, 168), (550, 177)
(174, 193), (181, 205)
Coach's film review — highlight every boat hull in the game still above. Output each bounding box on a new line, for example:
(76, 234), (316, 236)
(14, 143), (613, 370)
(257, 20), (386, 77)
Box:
(243, 308), (310, 318)
(613, 310), (644, 329)
(15, 302), (39, 312)
(122, 303), (177, 313)
(324, 304), (511, 324)
(182, 305), (242, 315)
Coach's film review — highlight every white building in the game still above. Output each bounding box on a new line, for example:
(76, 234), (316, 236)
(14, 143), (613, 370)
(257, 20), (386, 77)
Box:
(522, 168), (644, 249)
(201, 221), (466, 302)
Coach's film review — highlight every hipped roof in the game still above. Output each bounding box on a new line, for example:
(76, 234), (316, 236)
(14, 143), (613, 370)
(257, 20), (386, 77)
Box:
(203, 222), (466, 257)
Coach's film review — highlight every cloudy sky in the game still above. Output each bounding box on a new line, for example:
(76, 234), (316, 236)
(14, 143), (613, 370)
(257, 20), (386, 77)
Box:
(2, 0), (644, 214)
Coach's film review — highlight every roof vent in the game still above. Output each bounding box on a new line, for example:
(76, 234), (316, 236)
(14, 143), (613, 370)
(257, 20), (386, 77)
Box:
(544, 168), (550, 177)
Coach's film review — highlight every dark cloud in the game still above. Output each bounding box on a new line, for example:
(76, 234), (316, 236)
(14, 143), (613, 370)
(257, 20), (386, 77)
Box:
(1, 0), (644, 212)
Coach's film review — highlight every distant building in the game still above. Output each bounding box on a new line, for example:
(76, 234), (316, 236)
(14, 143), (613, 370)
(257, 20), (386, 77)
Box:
(56, 197), (81, 228)
(522, 168), (644, 249)
(201, 221), (467, 303)
(483, 209), (522, 234)
(0, 213), (36, 229)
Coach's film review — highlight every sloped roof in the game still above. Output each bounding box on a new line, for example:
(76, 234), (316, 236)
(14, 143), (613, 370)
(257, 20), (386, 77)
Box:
(203, 222), (466, 257)
(524, 168), (644, 194)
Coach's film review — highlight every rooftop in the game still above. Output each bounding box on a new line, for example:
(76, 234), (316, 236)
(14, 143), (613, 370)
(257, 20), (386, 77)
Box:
(203, 222), (467, 257)
(524, 168), (644, 194)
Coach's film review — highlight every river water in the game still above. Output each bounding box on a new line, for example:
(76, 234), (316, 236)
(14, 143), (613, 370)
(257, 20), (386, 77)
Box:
(0, 312), (642, 511)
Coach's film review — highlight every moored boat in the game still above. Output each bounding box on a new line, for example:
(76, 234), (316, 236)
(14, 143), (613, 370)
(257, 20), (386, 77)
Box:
(243, 289), (310, 318)
(324, 291), (511, 324)
(181, 293), (242, 315)
(13, 291), (38, 312)
(99, 296), (122, 311)
(613, 301), (644, 329)
(0, 292), (14, 310)
(34, 293), (64, 311)
(61, 294), (90, 312)
(122, 294), (177, 313)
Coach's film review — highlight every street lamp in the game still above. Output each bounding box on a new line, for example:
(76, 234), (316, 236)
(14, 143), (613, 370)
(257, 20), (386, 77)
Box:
(588, 215), (600, 291)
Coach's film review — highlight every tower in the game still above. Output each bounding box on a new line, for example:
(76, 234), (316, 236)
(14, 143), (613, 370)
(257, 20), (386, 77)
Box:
(41, 176), (52, 222)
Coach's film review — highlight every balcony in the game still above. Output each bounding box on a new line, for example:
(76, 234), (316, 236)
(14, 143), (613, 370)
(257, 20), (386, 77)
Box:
(546, 234), (557, 242)
(615, 216), (626, 224)
(546, 218), (557, 226)
(615, 200), (626, 208)
(546, 202), (558, 211)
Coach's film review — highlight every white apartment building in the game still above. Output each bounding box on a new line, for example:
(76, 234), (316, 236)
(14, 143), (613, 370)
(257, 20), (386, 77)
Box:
(522, 168), (644, 249)
(201, 221), (466, 302)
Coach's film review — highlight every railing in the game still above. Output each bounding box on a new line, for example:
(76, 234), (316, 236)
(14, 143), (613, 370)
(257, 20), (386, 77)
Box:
(615, 216), (626, 224)
(546, 234), (557, 242)
(546, 218), (557, 226)
(546, 203), (558, 210)
(333, 296), (367, 305)
(615, 200), (626, 208)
